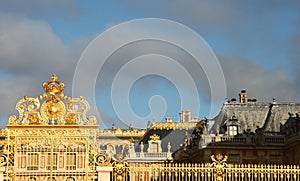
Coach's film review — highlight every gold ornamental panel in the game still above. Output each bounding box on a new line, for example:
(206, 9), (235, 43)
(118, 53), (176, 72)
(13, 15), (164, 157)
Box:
(41, 100), (66, 121)
(7, 74), (97, 127)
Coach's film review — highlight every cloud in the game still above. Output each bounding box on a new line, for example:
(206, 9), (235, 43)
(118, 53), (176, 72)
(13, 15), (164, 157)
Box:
(0, 0), (81, 19)
(113, 1), (300, 102)
(0, 14), (77, 126)
(218, 55), (296, 102)
(1, 1), (300, 129)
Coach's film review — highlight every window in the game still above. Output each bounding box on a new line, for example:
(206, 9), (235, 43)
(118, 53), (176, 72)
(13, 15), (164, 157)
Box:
(27, 153), (39, 170)
(27, 177), (37, 181)
(47, 177), (56, 181)
(228, 125), (238, 136)
(66, 153), (76, 170)
(150, 142), (158, 153)
(47, 153), (58, 170)
(228, 154), (240, 163)
(66, 177), (75, 181)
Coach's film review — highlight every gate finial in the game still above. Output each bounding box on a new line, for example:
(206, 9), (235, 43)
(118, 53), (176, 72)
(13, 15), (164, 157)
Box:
(211, 154), (228, 181)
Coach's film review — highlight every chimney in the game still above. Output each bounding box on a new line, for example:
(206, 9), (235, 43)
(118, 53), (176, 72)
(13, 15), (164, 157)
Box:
(180, 110), (191, 122)
(231, 98), (237, 103)
(165, 117), (172, 123)
(239, 90), (247, 103)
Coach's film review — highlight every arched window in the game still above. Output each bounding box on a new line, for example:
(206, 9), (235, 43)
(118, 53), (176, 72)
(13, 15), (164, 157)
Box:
(66, 177), (75, 181)
(27, 177), (37, 181)
(47, 177), (57, 181)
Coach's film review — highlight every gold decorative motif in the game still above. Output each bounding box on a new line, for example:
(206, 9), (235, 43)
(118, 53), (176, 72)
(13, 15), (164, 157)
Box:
(27, 115), (40, 124)
(150, 122), (197, 130)
(0, 155), (7, 167)
(115, 128), (122, 134)
(42, 74), (65, 97)
(211, 154), (228, 181)
(149, 133), (160, 141)
(112, 154), (127, 181)
(95, 154), (111, 166)
(64, 114), (77, 124)
(7, 74), (97, 126)
(41, 99), (66, 122)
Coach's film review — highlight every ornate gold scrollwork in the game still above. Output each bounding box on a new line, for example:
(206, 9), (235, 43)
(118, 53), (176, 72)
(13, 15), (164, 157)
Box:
(211, 154), (228, 181)
(7, 74), (97, 126)
(149, 133), (160, 141)
(112, 154), (127, 181)
(95, 154), (111, 166)
(0, 155), (7, 167)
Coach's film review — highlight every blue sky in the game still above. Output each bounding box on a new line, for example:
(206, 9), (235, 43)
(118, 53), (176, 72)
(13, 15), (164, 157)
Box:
(0, 1), (300, 128)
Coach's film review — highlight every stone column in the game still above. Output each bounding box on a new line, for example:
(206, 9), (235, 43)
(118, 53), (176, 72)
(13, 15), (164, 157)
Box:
(0, 167), (5, 181)
(97, 166), (113, 181)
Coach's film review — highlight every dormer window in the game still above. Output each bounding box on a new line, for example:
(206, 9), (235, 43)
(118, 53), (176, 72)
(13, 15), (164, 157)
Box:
(228, 125), (238, 136)
(147, 133), (162, 153)
(150, 142), (159, 153)
(225, 114), (240, 136)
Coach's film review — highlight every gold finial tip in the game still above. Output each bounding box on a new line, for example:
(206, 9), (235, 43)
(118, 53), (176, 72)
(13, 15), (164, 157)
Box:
(150, 133), (160, 141)
(51, 74), (57, 81)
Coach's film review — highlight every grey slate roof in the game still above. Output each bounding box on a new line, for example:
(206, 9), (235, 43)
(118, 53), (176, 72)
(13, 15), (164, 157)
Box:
(136, 128), (194, 152)
(210, 102), (300, 134)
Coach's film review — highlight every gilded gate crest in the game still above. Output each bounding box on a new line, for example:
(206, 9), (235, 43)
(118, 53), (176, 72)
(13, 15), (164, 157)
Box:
(2, 74), (99, 181)
(7, 74), (97, 126)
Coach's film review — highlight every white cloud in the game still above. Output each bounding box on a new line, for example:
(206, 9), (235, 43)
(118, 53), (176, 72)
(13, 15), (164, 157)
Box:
(0, 14), (77, 127)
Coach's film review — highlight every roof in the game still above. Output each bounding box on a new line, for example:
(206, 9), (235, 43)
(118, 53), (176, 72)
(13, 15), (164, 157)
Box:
(137, 127), (194, 152)
(210, 102), (300, 134)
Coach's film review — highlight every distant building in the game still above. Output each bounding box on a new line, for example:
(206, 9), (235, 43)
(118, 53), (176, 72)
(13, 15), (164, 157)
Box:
(127, 113), (197, 163)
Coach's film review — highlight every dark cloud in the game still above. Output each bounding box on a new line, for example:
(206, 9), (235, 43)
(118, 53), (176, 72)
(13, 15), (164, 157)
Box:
(219, 55), (296, 102)
(113, 0), (300, 102)
(0, 0), (81, 19)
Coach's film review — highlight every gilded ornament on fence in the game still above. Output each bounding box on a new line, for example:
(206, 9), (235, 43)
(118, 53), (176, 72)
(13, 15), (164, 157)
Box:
(0, 155), (7, 167)
(112, 153), (127, 181)
(211, 153), (228, 181)
(95, 154), (111, 166)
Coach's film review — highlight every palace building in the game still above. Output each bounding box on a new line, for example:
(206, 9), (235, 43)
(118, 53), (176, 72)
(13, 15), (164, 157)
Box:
(0, 75), (299, 181)
(0, 75), (197, 181)
(174, 90), (300, 165)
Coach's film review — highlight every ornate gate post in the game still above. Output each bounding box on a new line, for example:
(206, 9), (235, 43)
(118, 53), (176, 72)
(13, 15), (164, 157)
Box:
(0, 167), (5, 181)
(96, 166), (113, 181)
(211, 154), (228, 181)
(112, 154), (128, 181)
(95, 155), (113, 181)
(112, 160), (127, 181)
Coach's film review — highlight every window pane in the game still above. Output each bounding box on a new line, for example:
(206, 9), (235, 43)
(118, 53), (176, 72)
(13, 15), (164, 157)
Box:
(66, 153), (76, 170)
(27, 153), (39, 170)
(47, 153), (58, 170)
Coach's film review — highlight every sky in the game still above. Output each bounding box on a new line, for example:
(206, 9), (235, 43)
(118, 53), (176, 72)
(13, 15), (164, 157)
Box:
(0, 1), (300, 128)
